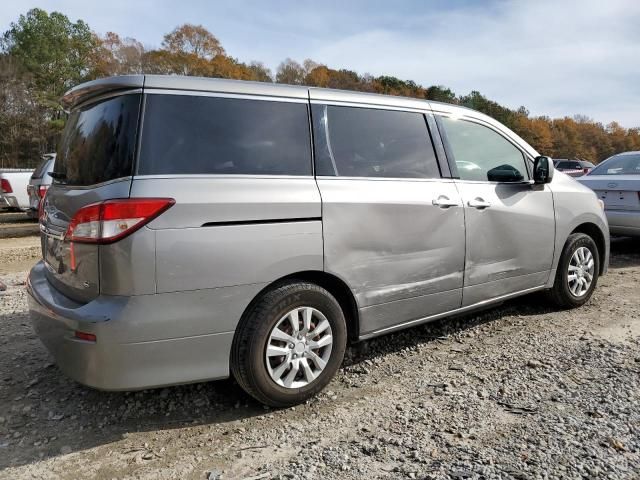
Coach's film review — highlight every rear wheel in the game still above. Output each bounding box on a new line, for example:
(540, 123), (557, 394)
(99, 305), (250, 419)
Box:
(548, 233), (600, 308)
(231, 281), (347, 407)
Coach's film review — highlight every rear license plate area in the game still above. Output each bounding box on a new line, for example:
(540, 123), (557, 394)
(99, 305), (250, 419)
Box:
(598, 190), (639, 208)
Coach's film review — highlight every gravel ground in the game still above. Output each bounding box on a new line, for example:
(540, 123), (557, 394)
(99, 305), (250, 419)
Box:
(0, 236), (638, 480)
(0, 212), (39, 239)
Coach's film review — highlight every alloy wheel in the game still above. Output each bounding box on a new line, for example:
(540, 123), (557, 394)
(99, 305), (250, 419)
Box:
(265, 306), (333, 388)
(567, 246), (595, 297)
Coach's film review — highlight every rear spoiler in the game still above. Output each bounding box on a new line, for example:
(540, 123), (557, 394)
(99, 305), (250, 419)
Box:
(61, 75), (145, 110)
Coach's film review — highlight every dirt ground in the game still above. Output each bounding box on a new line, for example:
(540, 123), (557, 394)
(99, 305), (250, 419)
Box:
(0, 212), (39, 240)
(0, 234), (638, 480)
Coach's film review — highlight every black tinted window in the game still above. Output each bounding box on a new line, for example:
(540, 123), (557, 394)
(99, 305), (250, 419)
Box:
(557, 161), (581, 169)
(54, 94), (140, 186)
(439, 117), (529, 182)
(312, 105), (440, 178)
(138, 95), (311, 176)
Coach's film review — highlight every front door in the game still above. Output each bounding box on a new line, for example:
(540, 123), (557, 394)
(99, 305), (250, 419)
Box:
(437, 116), (555, 306)
(310, 101), (466, 336)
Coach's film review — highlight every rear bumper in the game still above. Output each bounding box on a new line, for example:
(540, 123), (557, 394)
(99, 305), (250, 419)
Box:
(0, 195), (19, 209)
(606, 209), (640, 237)
(27, 261), (263, 391)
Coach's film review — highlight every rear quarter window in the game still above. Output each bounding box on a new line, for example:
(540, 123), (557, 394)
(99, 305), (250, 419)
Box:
(54, 94), (141, 186)
(138, 94), (312, 176)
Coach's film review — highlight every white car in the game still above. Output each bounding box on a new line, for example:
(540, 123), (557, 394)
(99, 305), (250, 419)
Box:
(0, 169), (33, 211)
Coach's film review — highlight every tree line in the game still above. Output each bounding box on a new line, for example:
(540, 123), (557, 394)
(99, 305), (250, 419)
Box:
(1, 8), (638, 168)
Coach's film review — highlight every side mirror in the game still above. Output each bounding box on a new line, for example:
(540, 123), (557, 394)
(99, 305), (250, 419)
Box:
(533, 156), (554, 184)
(487, 164), (525, 182)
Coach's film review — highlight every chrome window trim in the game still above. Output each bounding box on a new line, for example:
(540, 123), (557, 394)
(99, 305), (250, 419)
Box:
(132, 174), (454, 182)
(309, 99), (430, 115)
(132, 174), (316, 181)
(452, 179), (536, 186)
(315, 175), (454, 183)
(51, 176), (133, 190)
(144, 88), (308, 104)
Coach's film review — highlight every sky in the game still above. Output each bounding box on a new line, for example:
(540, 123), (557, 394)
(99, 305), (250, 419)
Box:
(2, 0), (639, 127)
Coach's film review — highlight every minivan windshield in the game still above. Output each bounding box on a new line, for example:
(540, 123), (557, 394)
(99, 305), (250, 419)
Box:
(590, 154), (640, 175)
(53, 94), (141, 186)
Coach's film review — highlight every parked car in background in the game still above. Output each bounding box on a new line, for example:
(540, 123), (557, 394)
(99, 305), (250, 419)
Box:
(553, 159), (596, 177)
(26, 154), (56, 219)
(578, 151), (640, 237)
(29, 75), (609, 407)
(0, 169), (33, 211)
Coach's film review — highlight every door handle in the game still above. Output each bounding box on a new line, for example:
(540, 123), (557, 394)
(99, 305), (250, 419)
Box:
(432, 195), (460, 208)
(467, 198), (491, 209)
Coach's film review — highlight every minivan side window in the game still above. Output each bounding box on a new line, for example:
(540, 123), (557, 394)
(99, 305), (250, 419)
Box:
(439, 117), (529, 182)
(138, 94), (312, 176)
(312, 105), (440, 178)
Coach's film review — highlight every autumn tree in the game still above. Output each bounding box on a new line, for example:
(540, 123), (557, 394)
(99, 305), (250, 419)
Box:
(2, 8), (639, 168)
(459, 91), (517, 129)
(276, 58), (305, 84)
(2, 8), (99, 105)
(247, 61), (273, 82)
(92, 32), (146, 76)
(0, 55), (54, 167)
(305, 65), (331, 87)
(162, 24), (224, 59)
(426, 85), (457, 104)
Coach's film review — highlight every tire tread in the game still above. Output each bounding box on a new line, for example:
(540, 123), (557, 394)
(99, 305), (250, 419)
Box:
(547, 233), (600, 309)
(230, 281), (345, 407)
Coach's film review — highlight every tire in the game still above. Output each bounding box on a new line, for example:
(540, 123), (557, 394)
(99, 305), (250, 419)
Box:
(548, 233), (600, 309)
(231, 281), (347, 407)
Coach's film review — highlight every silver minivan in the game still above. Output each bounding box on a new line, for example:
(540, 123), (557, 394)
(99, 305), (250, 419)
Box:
(28, 75), (609, 406)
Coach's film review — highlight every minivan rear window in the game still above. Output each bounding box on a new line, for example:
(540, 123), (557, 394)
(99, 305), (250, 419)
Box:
(138, 94), (312, 176)
(54, 94), (141, 186)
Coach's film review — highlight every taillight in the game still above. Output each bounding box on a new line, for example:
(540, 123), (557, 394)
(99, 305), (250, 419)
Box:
(38, 190), (47, 221)
(65, 198), (175, 244)
(74, 331), (97, 342)
(0, 179), (12, 194)
(583, 168), (591, 174)
(37, 185), (48, 198)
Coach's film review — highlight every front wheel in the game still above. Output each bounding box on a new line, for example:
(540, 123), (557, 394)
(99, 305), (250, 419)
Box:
(231, 281), (347, 407)
(548, 233), (600, 308)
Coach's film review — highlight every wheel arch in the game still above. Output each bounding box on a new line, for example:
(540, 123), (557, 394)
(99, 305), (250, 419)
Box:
(239, 270), (361, 343)
(570, 222), (607, 275)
